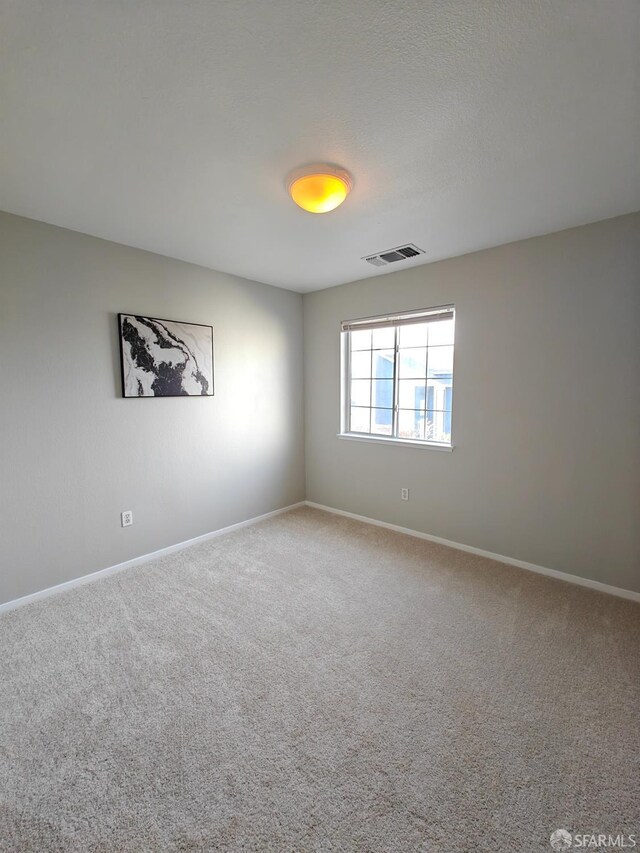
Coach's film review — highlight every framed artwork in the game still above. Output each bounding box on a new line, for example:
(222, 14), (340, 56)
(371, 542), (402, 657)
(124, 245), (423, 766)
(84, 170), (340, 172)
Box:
(118, 314), (214, 397)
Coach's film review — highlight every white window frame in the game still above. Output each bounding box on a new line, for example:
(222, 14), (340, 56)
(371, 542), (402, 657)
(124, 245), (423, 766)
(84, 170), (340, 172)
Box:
(339, 305), (455, 450)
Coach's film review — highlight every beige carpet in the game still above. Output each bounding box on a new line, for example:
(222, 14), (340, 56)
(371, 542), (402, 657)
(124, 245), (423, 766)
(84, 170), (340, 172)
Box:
(0, 507), (638, 852)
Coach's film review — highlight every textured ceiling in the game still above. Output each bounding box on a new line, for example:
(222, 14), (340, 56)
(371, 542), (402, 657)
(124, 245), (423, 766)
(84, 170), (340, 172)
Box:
(1, 0), (639, 292)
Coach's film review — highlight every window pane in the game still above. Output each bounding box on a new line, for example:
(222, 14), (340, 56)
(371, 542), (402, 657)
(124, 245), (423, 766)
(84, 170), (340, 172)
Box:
(426, 378), (453, 411)
(371, 379), (393, 408)
(350, 379), (371, 407)
(350, 329), (372, 350)
(350, 407), (371, 433)
(398, 348), (427, 378)
(350, 350), (371, 379)
(372, 350), (394, 379)
(371, 408), (393, 435)
(425, 410), (451, 443)
(428, 318), (454, 346)
(399, 323), (428, 348)
(398, 409), (425, 440)
(398, 378), (426, 410)
(372, 327), (395, 349)
(427, 345), (453, 378)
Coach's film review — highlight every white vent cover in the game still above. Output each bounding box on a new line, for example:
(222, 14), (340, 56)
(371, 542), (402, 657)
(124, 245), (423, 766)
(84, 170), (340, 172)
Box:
(363, 243), (425, 267)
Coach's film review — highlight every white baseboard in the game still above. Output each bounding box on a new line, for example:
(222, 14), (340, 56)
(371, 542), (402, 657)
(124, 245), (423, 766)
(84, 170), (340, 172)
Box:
(3, 499), (637, 613)
(304, 501), (640, 603)
(0, 502), (306, 615)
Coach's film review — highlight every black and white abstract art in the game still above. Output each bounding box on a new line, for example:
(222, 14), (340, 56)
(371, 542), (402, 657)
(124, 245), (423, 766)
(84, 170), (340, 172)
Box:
(118, 314), (214, 397)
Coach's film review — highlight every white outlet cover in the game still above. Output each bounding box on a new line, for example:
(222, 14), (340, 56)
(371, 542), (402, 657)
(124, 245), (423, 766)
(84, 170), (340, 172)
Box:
(121, 511), (133, 527)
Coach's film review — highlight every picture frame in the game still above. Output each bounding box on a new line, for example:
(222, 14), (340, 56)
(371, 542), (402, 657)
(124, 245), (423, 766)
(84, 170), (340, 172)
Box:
(118, 313), (214, 398)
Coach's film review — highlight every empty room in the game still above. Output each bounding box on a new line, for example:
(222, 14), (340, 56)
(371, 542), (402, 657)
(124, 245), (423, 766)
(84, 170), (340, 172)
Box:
(1, 1), (639, 851)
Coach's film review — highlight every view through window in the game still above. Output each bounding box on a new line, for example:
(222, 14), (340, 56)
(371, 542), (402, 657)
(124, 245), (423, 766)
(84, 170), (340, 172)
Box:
(341, 306), (454, 445)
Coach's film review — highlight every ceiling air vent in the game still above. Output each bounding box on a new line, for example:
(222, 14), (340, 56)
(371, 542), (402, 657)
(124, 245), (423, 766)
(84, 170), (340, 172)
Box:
(363, 243), (425, 267)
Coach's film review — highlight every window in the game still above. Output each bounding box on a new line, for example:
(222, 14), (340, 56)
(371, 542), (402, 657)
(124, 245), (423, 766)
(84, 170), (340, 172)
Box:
(340, 305), (455, 447)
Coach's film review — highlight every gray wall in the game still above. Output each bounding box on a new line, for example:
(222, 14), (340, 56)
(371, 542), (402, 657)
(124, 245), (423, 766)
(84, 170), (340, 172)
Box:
(304, 213), (640, 593)
(2, 212), (638, 604)
(0, 213), (305, 604)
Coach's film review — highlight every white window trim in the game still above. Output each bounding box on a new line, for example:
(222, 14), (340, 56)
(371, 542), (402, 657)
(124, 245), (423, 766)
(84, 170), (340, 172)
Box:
(337, 433), (454, 451)
(339, 305), (455, 449)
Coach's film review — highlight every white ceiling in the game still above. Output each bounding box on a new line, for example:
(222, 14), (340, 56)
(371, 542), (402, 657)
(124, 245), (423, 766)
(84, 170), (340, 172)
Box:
(1, 1), (639, 292)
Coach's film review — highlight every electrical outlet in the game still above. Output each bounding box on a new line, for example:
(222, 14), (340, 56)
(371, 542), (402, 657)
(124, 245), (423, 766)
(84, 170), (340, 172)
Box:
(400, 488), (409, 501)
(121, 510), (133, 527)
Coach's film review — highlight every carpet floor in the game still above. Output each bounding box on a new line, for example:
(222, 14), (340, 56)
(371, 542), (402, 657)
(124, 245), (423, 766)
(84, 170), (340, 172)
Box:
(1, 507), (638, 852)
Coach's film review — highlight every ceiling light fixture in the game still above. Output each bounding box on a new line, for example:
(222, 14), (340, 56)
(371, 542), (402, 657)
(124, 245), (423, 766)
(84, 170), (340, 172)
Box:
(287, 164), (352, 213)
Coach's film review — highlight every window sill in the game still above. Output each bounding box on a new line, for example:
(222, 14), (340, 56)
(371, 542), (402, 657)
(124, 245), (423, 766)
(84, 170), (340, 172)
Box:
(337, 433), (454, 451)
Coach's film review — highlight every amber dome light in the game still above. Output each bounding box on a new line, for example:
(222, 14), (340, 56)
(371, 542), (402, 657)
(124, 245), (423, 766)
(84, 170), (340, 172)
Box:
(287, 165), (352, 213)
